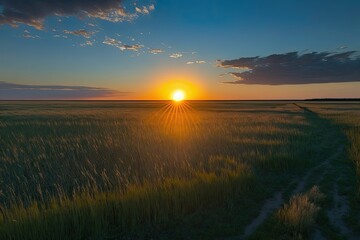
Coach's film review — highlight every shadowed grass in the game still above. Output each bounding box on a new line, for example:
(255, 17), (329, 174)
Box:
(249, 186), (325, 240)
(0, 160), (256, 239)
(0, 101), (325, 239)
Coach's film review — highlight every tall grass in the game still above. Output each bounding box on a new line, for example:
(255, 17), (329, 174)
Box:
(0, 101), (318, 238)
(346, 124), (360, 196)
(309, 103), (360, 196)
(0, 161), (256, 239)
(276, 186), (324, 238)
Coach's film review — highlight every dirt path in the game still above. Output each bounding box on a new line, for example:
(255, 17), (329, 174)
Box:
(225, 104), (357, 239)
(232, 145), (344, 240)
(327, 183), (353, 237)
(223, 142), (343, 240)
(294, 104), (357, 239)
(240, 192), (283, 239)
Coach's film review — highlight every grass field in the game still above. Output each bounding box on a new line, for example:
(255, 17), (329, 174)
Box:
(0, 101), (359, 239)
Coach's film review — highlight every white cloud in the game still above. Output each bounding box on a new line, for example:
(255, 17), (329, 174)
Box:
(103, 37), (121, 47)
(149, 48), (164, 54)
(64, 29), (94, 38)
(135, 4), (155, 15)
(80, 40), (94, 47)
(119, 44), (143, 51)
(22, 30), (40, 39)
(170, 53), (183, 58)
(103, 37), (143, 51)
(187, 60), (206, 64)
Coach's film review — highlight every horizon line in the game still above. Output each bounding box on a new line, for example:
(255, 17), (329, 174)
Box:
(1, 98), (360, 102)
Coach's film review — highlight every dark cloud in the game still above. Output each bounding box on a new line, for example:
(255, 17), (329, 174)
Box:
(0, 0), (133, 29)
(0, 81), (129, 100)
(218, 51), (360, 85)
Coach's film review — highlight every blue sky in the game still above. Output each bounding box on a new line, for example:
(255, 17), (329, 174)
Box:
(0, 0), (360, 99)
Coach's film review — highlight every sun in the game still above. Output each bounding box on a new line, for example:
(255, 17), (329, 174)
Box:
(172, 90), (185, 102)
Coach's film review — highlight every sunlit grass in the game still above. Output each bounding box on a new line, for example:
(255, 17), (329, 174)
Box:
(0, 101), (320, 239)
(276, 186), (324, 238)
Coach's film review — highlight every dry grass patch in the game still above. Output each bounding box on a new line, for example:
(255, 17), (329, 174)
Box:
(276, 186), (324, 237)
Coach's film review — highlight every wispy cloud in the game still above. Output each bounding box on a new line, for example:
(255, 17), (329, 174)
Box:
(64, 29), (94, 38)
(135, 4), (155, 15)
(103, 37), (121, 48)
(80, 40), (94, 47)
(186, 60), (206, 64)
(119, 44), (143, 51)
(169, 53), (183, 59)
(0, 81), (128, 100)
(0, 0), (154, 30)
(149, 48), (164, 54)
(148, 4), (155, 11)
(218, 51), (360, 85)
(103, 37), (143, 51)
(22, 30), (40, 39)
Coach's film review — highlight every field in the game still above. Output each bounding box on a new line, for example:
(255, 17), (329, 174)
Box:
(0, 101), (359, 239)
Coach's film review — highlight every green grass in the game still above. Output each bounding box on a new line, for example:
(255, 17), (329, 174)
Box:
(1, 166), (256, 239)
(249, 186), (325, 240)
(309, 103), (360, 234)
(276, 186), (324, 238)
(0, 101), (350, 239)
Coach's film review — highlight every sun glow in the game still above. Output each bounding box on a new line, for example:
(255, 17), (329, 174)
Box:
(143, 70), (206, 100)
(172, 90), (185, 102)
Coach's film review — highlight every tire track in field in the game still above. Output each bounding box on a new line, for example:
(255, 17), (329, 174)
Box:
(322, 166), (358, 240)
(293, 104), (356, 239)
(225, 103), (351, 239)
(236, 145), (343, 240)
(294, 104), (357, 240)
(294, 104), (357, 239)
(326, 182), (355, 239)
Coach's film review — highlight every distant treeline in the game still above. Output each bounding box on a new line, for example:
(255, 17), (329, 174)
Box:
(304, 98), (360, 101)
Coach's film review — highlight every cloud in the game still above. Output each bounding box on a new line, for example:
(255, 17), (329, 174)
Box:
(80, 40), (94, 47)
(169, 53), (183, 59)
(148, 4), (155, 11)
(149, 48), (163, 54)
(102, 37), (143, 51)
(0, 0), (144, 30)
(22, 30), (39, 39)
(64, 29), (94, 38)
(135, 4), (155, 15)
(0, 81), (128, 100)
(135, 7), (148, 15)
(119, 44), (143, 51)
(187, 60), (206, 64)
(53, 34), (68, 39)
(103, 37), (121, 47)
(218, 51), (360, 85)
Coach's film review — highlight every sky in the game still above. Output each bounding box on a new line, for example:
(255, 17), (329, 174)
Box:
(0, 0), (360, 100)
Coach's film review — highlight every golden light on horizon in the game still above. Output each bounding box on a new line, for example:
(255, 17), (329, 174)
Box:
(142, 69), (207, 100)
(172, 89), (185, 102)
(150, 99), (199, 139)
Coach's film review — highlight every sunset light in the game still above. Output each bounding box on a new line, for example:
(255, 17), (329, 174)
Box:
(1, 1), (359, 239)
(172, 90), (185, 101)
